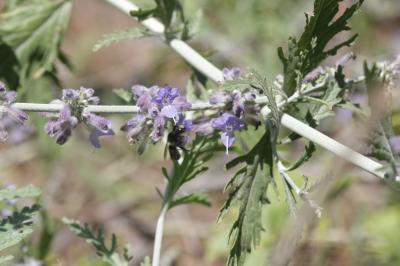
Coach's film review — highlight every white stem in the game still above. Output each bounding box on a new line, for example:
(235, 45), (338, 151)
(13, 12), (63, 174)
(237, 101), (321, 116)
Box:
(103, 0), (223, 82)
(152, 204), (168, 266)
(102, 0), (397, 181)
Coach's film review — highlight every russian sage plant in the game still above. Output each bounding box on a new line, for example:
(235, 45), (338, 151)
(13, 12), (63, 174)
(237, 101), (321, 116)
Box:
(0, 0), (399, 265)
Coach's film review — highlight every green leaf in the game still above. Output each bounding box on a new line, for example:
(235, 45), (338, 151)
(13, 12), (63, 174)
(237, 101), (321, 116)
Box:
(0, 204), (41, 256)
(0, 185), (41, 201)
(278, 0), (363, 95)
(0, 0), (72, 88)
(0, 255), (13, 264)
(170, 192), (211, 209)
(112, 88), (133, 103)
(285, 142), (316, 172)
(93, 28), (154, 52)
(220, 131), (274, 266)
(163, 135), (222, 205)
(63, 218), (133, 266)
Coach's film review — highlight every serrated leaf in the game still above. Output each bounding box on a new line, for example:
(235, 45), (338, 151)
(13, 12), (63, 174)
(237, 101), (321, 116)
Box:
(286, 142), (316, 171)
(63, 218), (132, 266)
(170, 192), (211, 209)
(0, 204), (40, 257)
(220, 131), (273, 266)
(0, 0), (72, 88)
(278, 0), (363, 95)
(0, 185), (41, 201)
(93, 28), (154, 52)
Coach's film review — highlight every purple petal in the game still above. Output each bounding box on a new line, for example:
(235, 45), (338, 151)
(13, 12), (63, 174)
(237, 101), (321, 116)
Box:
(59, 105), (72, 121)
(132, 85), (148, 97)
(209, 91), (233, 105)
(6, 107), (28, 124)
(221, 132), (235, 154)
(161, 105), (179, 121)
(137, 93), (153, 112)
(84, 112), (112, 133)
(212, 115), (228, 130)
(89, 128), (115, 148)
(151, 116), (165, 142)
(4, 91), (17, 104)
(303, 67), (324, 83)
(172, 96), (191, 110)
(62, 89), (79, 101)
(223, 67), (241, 80)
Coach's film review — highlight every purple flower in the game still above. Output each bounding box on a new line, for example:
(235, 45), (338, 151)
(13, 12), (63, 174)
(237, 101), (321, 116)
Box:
(120, 114), (147, 144)
(151, 115), (165, 142)
(209, 91), (233, 105)
(152, 86), (180, 105)
(212, 112), (244, 154)
(46, 106), (77, 142)
(89, 128), (115, 148)
(132, 85), (157, 112)
(44, 105), (78, 145)
(84, 112), (112, 133)
(232, 90), (245, 118)
(151, 86), (191, 122)
(223, 67), (241, 80)
(83, 112), (114, 148)
(0, 84), (28, 142)
(0, 116), (35, 144)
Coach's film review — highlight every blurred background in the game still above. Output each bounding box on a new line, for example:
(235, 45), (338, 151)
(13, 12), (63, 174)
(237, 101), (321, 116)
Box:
(1, 0), (400, 265)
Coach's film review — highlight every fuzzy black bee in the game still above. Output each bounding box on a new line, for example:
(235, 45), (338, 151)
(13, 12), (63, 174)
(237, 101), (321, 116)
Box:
(166, 124), (188, 160)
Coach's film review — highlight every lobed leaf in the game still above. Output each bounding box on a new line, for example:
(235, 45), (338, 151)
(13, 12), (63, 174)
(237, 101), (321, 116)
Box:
(0, 185), (41, 201)
(278, 0), (363, 95)
(63, 218), (133, 266)
(93, 28), (155, 52)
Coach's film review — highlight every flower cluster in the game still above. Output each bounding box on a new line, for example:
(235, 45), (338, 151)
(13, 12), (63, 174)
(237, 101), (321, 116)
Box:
(0, 82), (28, 142)
(1, 68), (263, 155)
(196, 68), (261, 153)
(121, 85), (192, 146)
(43, 87), (114, 148)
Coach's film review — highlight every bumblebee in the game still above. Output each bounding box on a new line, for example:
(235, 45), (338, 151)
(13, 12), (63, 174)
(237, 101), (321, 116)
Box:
(166, 124), (187, 160)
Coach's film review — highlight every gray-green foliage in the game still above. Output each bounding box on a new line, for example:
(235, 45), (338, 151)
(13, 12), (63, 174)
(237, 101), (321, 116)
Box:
(93, 28), (155, 52)
(162, 135), (223, 210)
(0, 0), (72, 89)
(0, 185), (41, 263)
(364, 61), (400, 180)
(221, 131), (274, 266)
(63, 218), (133, 266)
(217, 1), (366, 265)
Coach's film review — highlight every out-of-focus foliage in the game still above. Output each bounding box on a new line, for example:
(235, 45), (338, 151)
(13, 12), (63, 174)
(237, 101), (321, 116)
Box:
(63, 218), (133, 266)
(0, 185), (41, 263)
(0, 0), (72, 89)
